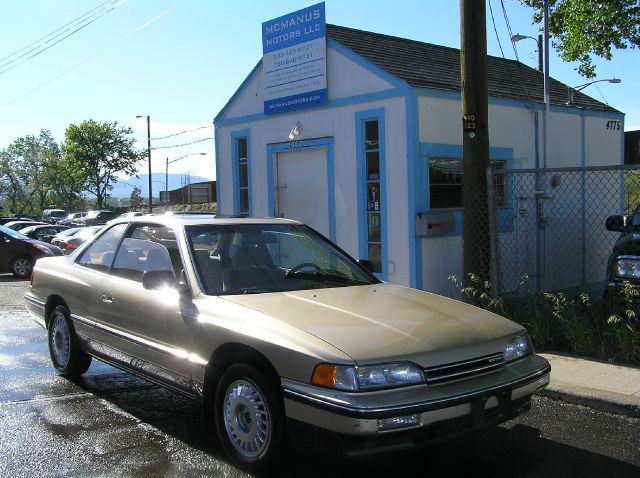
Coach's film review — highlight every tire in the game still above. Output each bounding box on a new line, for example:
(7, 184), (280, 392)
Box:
(48, 305), (92, 377)
(11, 255), (33, 278)
(215, 364), (285, 473)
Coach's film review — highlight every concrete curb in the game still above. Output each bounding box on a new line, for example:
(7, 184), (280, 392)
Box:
(538, 385), (640, 418)
(537, 352), (640, 418)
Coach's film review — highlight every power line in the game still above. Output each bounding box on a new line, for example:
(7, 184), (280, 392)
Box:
(151, 125), (213, 141)
(0, 0), (115, 63)
(0, 2), (183, 110)
(151, 137), (213, 150)
(0, 0), (128, 76)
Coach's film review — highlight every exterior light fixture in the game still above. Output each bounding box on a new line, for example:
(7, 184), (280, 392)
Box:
(511, 33), (543, 71)
(288, 121), (303, 140)
(566, 78), (622, 106)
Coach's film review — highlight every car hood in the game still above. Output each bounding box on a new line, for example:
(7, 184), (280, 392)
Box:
(613, 232), (640, 256)
(221, 284), (524, 365)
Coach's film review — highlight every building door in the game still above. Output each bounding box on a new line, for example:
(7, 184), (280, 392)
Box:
(275, 149), (330, 237)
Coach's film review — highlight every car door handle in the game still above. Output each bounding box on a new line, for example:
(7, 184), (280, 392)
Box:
(101, 293), (114, 304)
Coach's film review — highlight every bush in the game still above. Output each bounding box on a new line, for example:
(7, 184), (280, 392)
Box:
(448, 274), (640, 365)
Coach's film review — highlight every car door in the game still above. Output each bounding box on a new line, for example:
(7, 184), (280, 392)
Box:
(96, 223), (193, 387)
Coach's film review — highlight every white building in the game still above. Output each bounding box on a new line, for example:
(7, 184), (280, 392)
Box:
(214, 24), (625, 294)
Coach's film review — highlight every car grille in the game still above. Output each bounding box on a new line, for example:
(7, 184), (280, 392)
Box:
(424, 353), (504, 384)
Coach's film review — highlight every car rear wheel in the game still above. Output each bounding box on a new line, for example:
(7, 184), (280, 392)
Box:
(215, 364), (285, 473)
(11, 255), (33, 278)
(48, 305), (92, 377)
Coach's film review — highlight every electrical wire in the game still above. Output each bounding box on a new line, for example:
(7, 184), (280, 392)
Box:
(151, 137), (213, 150)
(0, 0), (115, 64)
(0, 0), (128, 76)
(0, 2), (184, 110)
(488, 0), (505, 58)
(151, 125), (213, 141)
(500, 0), (536, 111)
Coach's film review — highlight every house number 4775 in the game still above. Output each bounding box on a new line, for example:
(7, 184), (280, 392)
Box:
(606, 120), (621, 131)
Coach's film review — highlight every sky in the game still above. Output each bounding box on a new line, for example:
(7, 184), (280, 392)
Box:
(1, 0), (637, 183)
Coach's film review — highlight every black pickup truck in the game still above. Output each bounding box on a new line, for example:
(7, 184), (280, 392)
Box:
(605, 204), (640, 302)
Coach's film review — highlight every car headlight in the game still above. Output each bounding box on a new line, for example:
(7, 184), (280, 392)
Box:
(504, 334), (532, 362)
(33, 244), (54, 255)
(612, 256), (640, 279)
(311, 362), (425, 391)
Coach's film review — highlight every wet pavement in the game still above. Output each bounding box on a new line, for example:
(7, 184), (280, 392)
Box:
(1, 274), (639, 477)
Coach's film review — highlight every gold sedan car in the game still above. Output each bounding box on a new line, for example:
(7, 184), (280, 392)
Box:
(25, 215), (550, 472)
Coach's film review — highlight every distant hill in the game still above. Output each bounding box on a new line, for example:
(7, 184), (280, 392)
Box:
(111, 173), (212, 198)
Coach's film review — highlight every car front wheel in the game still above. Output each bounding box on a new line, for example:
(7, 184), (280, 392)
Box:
(11, 255), (33, 278)
(215, 364), (285, 473)
(48, 305), (92, 377)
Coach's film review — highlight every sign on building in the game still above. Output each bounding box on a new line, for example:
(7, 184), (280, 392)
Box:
(262, 2), (327, 115)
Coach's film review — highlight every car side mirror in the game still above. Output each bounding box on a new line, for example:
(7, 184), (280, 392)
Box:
(358, 259), (374, 273)
(605, 215), (626, 232)
(142, 270), (179, 290)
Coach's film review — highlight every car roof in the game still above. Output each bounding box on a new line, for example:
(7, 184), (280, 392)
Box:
(109, 213), (302, 228)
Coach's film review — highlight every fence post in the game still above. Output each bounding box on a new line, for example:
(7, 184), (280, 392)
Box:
(486, 165), (500, 297)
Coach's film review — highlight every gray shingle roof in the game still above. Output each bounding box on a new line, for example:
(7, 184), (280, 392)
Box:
(326, 24), (621, 114)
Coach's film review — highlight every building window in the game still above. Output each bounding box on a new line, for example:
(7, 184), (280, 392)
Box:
(364, 119), (382, 273)
(234, 135), (250, 216)
(428, 157), (506, 208)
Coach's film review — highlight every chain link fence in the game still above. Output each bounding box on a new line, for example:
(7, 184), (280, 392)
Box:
(485, 164), (640, 298)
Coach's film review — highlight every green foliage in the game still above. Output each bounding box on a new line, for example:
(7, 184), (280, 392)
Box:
(624, 169), (640, 212)
(0, 129), (61, 215)
(62, 119), (143, 209)
(129, 186), (143, 211)
(522, 0), (640, 78)
(449, 273), (640, 365)
(169, 202), (216, 213)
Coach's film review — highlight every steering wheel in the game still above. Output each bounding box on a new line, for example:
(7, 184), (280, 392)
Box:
(286, 262), (322, 277)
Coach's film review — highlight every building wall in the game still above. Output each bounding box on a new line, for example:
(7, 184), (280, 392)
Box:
(216, 45), (412, 285)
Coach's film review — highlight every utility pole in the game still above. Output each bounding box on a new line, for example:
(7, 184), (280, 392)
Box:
(460, 0), (490, 287)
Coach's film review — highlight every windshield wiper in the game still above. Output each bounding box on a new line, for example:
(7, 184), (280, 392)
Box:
(286, 270), (368, 285)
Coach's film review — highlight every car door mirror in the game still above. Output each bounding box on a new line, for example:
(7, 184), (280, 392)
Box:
(605, 215), (626, 232)
(142, 270), (178, 290)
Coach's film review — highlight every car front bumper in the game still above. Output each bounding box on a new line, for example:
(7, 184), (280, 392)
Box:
(282, 354), (550, 456)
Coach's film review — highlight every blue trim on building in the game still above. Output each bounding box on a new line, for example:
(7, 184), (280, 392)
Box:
(355, 109), (388, 281)
(327, 39), (410, 91)
(231, 129), (252, 216)
(214, 124), (222, 214)
(406, 91), (420, 289)
(215, 88), (406, 129)
(266, 137), (336, 241)
(215, 61), (262, 123)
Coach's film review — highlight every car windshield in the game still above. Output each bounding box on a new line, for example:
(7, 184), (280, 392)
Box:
(55, 227), (82, 238)
(0, 224), (29, 240)
(185, 223), (378, 295)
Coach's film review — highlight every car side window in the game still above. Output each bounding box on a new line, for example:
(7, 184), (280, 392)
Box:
(111, 224), (182, 283)
(76, 224), (127, 272)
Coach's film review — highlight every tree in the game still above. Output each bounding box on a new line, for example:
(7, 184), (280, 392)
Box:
(0, 130), (60, 215)
(130, 186), (143, 211)
(63, 120), (143, 209)
(522, 0), (640, 78)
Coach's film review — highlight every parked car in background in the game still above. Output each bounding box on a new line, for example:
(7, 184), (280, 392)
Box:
(77, 210), (117, 226)
(0, 224), (63, 278)
(56, 226), (102, 254)
(41, 209), (67, 224)
(24, 215), (550, 472)
(4, 220), (46, 231)
(18, 224), (69, 243)
(57, 212), (87, 226)
(605, 203), (640, 301)
(108, 211), (144, 223)
(50, 227), (83, 248)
